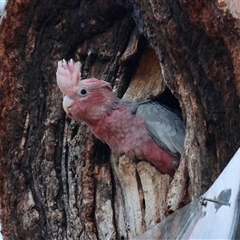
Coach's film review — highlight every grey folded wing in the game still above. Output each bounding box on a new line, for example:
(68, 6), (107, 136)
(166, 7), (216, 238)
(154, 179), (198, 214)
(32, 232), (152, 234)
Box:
(135, 101), (185, 158)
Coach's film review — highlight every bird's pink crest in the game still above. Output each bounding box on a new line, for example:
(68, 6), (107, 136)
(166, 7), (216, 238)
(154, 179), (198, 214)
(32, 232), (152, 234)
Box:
(56, 59), (82, 95)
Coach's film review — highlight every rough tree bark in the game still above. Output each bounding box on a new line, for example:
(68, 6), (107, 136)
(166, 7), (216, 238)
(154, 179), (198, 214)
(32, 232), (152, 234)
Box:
(0, 0), (240, 239)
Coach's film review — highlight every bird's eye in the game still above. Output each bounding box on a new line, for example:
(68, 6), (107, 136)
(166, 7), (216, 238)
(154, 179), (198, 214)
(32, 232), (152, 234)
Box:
(78, 88), (87, 96)
(80, 89), (87, 94)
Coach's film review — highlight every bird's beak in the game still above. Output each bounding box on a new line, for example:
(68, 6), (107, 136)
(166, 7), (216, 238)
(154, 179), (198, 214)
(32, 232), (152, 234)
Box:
(63, 96), (74, 116)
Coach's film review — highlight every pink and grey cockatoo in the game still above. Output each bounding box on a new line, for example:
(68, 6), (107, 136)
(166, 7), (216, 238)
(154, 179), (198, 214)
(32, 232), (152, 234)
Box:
(56, 59), (185, 177)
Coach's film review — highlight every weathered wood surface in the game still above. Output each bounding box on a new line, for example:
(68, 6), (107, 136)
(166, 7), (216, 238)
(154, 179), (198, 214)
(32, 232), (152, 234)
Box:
(0, 0), (240, 239)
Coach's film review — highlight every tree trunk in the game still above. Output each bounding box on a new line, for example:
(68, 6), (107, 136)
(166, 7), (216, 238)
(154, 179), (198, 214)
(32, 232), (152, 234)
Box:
(0, 0), (240, 239)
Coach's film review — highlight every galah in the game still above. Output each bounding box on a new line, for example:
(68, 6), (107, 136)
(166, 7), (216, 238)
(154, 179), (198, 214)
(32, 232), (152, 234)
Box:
(56, 59), (185, 177)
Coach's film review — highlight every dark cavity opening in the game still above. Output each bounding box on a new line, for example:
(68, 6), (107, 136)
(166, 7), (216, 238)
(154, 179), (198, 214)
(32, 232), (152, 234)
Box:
(154, 87), (182, 116)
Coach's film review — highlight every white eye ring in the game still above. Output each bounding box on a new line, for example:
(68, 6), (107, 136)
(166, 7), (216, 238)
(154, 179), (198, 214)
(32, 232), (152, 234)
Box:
(78, 88), (87, 96)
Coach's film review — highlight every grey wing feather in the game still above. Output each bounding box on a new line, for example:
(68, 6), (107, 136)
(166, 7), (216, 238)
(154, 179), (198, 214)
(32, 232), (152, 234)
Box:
(135, 101), (185, 158)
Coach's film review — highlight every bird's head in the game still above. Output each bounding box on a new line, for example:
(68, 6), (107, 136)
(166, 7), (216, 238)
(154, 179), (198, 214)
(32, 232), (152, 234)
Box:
(56, 59), (118, 124)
